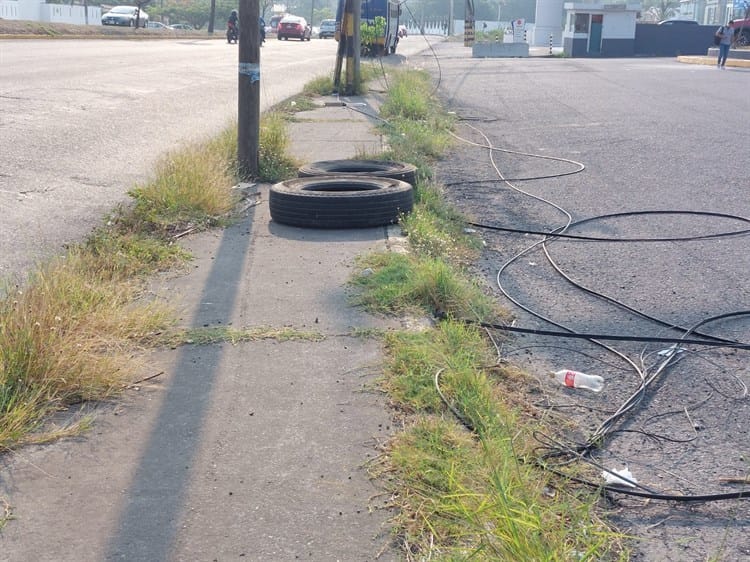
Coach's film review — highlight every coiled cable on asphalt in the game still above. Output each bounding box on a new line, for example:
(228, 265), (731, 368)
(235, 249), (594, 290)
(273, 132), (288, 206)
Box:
(446, 119), (750, 501)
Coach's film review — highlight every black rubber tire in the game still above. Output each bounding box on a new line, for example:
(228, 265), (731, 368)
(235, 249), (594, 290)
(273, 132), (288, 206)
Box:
(269, 176), (413, 229)
(298, 159), (417, 186)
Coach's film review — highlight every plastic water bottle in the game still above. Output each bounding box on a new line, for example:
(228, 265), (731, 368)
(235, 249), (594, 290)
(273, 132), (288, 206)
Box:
(553, 370), (604, 392)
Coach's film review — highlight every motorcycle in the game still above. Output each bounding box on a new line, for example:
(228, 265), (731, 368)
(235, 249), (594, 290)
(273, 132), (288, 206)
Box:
(227, 21), (238, 43)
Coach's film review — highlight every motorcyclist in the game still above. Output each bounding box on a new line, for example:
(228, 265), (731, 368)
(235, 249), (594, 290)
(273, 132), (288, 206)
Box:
(228, 9), (239, 33)
(226, 9), (239, 43)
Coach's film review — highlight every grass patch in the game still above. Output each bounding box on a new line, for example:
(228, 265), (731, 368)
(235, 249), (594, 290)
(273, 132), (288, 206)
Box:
(373, 319), (624, 560)
(0, 250), (173, 447)
(344, 67), (625, 558)
(128, 134), (239, 236)
(475, 29), (505, 42)
(378, 69), (455, 188)
(351, 252), (503, 323)
(160, 325), (325, 347)
(258, 112), (298, 182)
(303, 73), (336, 96)
(400, 182), (483, 262)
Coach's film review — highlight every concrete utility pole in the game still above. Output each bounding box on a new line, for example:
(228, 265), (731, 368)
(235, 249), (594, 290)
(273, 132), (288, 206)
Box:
(238, 0), (261, 179)
(208, 0), (216, 34)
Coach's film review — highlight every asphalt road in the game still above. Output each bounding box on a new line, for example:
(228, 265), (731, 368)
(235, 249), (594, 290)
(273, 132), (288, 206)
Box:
(420, 42), (750, 561)
(0, 36), (426, 282)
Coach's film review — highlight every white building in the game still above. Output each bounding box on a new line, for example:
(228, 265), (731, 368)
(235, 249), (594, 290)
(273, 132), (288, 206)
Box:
(562, 3), (641, 56)
(0, 0), (101, 25)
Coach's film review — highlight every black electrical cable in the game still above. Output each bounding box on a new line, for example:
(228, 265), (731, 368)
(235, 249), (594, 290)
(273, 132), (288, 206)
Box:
(487, 212), (747, 348)
(532, 432), (750, 502)
(579, 313), (750, 452)
(544, 463), (750, 502)
(468, 209), (750, 243)
(474, 319), (750, 349)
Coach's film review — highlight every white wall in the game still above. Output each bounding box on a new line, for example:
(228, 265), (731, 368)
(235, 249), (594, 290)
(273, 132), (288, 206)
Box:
(1, 0), (100, 24)
(534, 0), (564, 45)
(1, 0), (43, 21)
(0, 0), (19, 19)
(602, 11), (637, 38)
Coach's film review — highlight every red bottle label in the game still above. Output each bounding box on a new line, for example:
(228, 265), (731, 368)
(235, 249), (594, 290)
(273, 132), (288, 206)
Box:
(564, 371), (576, 387)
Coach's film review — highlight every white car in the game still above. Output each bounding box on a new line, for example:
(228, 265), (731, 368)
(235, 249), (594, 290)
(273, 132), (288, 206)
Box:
(102, 6), (149, 28)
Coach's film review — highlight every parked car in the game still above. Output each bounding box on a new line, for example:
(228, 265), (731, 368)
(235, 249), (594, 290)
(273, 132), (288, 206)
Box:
(169, 23), (194, 30)
(102, 5), (149, 27)
(657, 18), (698, 25)
(318, 18), (336, 38)
(277, 15), (311, 40)
(146, 21), (170, 30)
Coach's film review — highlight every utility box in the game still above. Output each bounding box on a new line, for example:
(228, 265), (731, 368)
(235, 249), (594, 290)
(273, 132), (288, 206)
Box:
(563, 3), (641, 57)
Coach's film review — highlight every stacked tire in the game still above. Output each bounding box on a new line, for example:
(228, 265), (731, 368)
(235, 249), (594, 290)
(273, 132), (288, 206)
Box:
(269, 160), (417, 229)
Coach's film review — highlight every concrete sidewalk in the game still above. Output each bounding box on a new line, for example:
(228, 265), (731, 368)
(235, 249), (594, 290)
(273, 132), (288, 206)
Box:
(677, 53), (750, 68)
(0, 98), (404, 560)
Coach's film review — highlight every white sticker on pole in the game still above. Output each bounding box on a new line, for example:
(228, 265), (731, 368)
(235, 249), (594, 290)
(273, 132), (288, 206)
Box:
(239, 62), (260, 83)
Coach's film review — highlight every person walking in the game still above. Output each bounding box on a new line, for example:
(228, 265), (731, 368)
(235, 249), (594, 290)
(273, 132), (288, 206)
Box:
(716, 20), (735, 68)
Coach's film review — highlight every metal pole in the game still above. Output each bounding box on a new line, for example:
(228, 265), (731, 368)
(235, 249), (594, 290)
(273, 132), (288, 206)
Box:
(238, 0), (260, 179)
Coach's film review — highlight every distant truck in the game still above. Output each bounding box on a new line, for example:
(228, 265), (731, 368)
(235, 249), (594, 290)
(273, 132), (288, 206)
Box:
(362, 0), (401, 54)
(335, 0), (401, 55)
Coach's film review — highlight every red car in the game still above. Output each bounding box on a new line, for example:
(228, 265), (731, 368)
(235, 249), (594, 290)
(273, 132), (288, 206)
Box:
(277, 15), (312, 41)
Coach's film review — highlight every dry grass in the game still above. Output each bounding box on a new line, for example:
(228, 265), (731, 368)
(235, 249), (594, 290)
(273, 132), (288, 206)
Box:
(0, 249), (173, 447)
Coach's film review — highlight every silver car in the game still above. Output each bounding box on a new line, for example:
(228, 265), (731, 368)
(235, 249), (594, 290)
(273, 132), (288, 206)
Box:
(102, 6), (149, 28)
(318, 19), (336, 39)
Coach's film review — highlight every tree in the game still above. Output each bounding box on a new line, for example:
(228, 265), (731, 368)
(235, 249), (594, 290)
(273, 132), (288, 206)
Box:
(640, 0), (680, 21)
